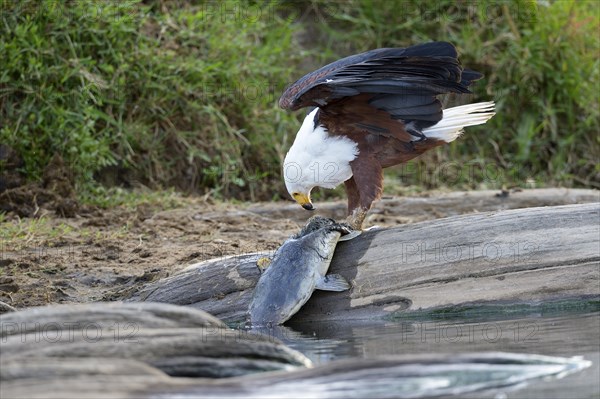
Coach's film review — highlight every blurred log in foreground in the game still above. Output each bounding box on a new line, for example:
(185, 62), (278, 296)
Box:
(0, 302), (311, 379)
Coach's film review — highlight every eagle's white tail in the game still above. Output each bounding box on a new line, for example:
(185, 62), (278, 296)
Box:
(423, 101), (496, 142)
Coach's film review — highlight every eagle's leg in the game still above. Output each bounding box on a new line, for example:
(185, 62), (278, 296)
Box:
(344, 178), (369, 230)
(346, 207), (369, 230)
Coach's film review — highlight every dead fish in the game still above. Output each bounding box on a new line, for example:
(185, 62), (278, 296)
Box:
(248, 216), (360, 326)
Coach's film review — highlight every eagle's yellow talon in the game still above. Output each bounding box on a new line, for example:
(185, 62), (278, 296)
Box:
(256, 257), (272, 272)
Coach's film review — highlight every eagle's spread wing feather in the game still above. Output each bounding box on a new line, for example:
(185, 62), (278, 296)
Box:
(279, 42), (482, 130)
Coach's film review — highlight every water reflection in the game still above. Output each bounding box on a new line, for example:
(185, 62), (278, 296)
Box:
(255, 313), (599, 362)
(246, 313), (599, 398)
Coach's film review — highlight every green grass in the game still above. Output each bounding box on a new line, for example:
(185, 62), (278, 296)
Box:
(0, 0), (303, 201)
(1, 0), (598, 203)
(0, 212), (131, 251)
(79, 186), (189, 209)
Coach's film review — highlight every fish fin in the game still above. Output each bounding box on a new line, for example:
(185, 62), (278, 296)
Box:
(316, 274), (351, 292)
(338, 230), (362, 242)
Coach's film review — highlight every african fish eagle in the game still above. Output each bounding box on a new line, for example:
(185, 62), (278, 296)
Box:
(280, 42), (495, 228)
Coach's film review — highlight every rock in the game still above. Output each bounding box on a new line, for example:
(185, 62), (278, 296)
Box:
(0, 302), (311, 378)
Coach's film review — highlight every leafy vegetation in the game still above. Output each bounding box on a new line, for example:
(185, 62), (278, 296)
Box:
(1, 0), (598, 205)
(1, 0), (301, 201)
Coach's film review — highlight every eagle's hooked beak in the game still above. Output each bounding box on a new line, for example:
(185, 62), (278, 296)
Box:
(292, 193), (314, 211)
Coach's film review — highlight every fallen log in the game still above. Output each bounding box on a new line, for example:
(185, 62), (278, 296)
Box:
(130, 203), (600, 322)
(0, 357), (167, 381)
(0, 352), (591, 399)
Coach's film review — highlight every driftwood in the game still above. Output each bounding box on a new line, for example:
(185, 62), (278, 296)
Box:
(0, 301), (225, 336)
(0, 357), (167, 381)
(130, 203), (600, 322)
(0, 302), (311, 378)
(0, 358), (171, 399)
(0, 352), (590, 399)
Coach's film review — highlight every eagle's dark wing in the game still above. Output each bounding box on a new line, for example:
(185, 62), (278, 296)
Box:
(279, 42), (482, 130)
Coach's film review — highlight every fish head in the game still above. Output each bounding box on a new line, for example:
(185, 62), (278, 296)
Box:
(248, 217), (359, 326)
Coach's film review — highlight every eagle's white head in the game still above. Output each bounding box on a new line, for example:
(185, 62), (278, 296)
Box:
(283, 108), (359, 210)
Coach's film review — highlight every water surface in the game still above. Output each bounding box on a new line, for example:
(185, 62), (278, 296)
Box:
(252, 312), (599, 398)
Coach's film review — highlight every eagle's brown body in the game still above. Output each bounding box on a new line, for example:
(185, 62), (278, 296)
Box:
(318, 93), (444, 213)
